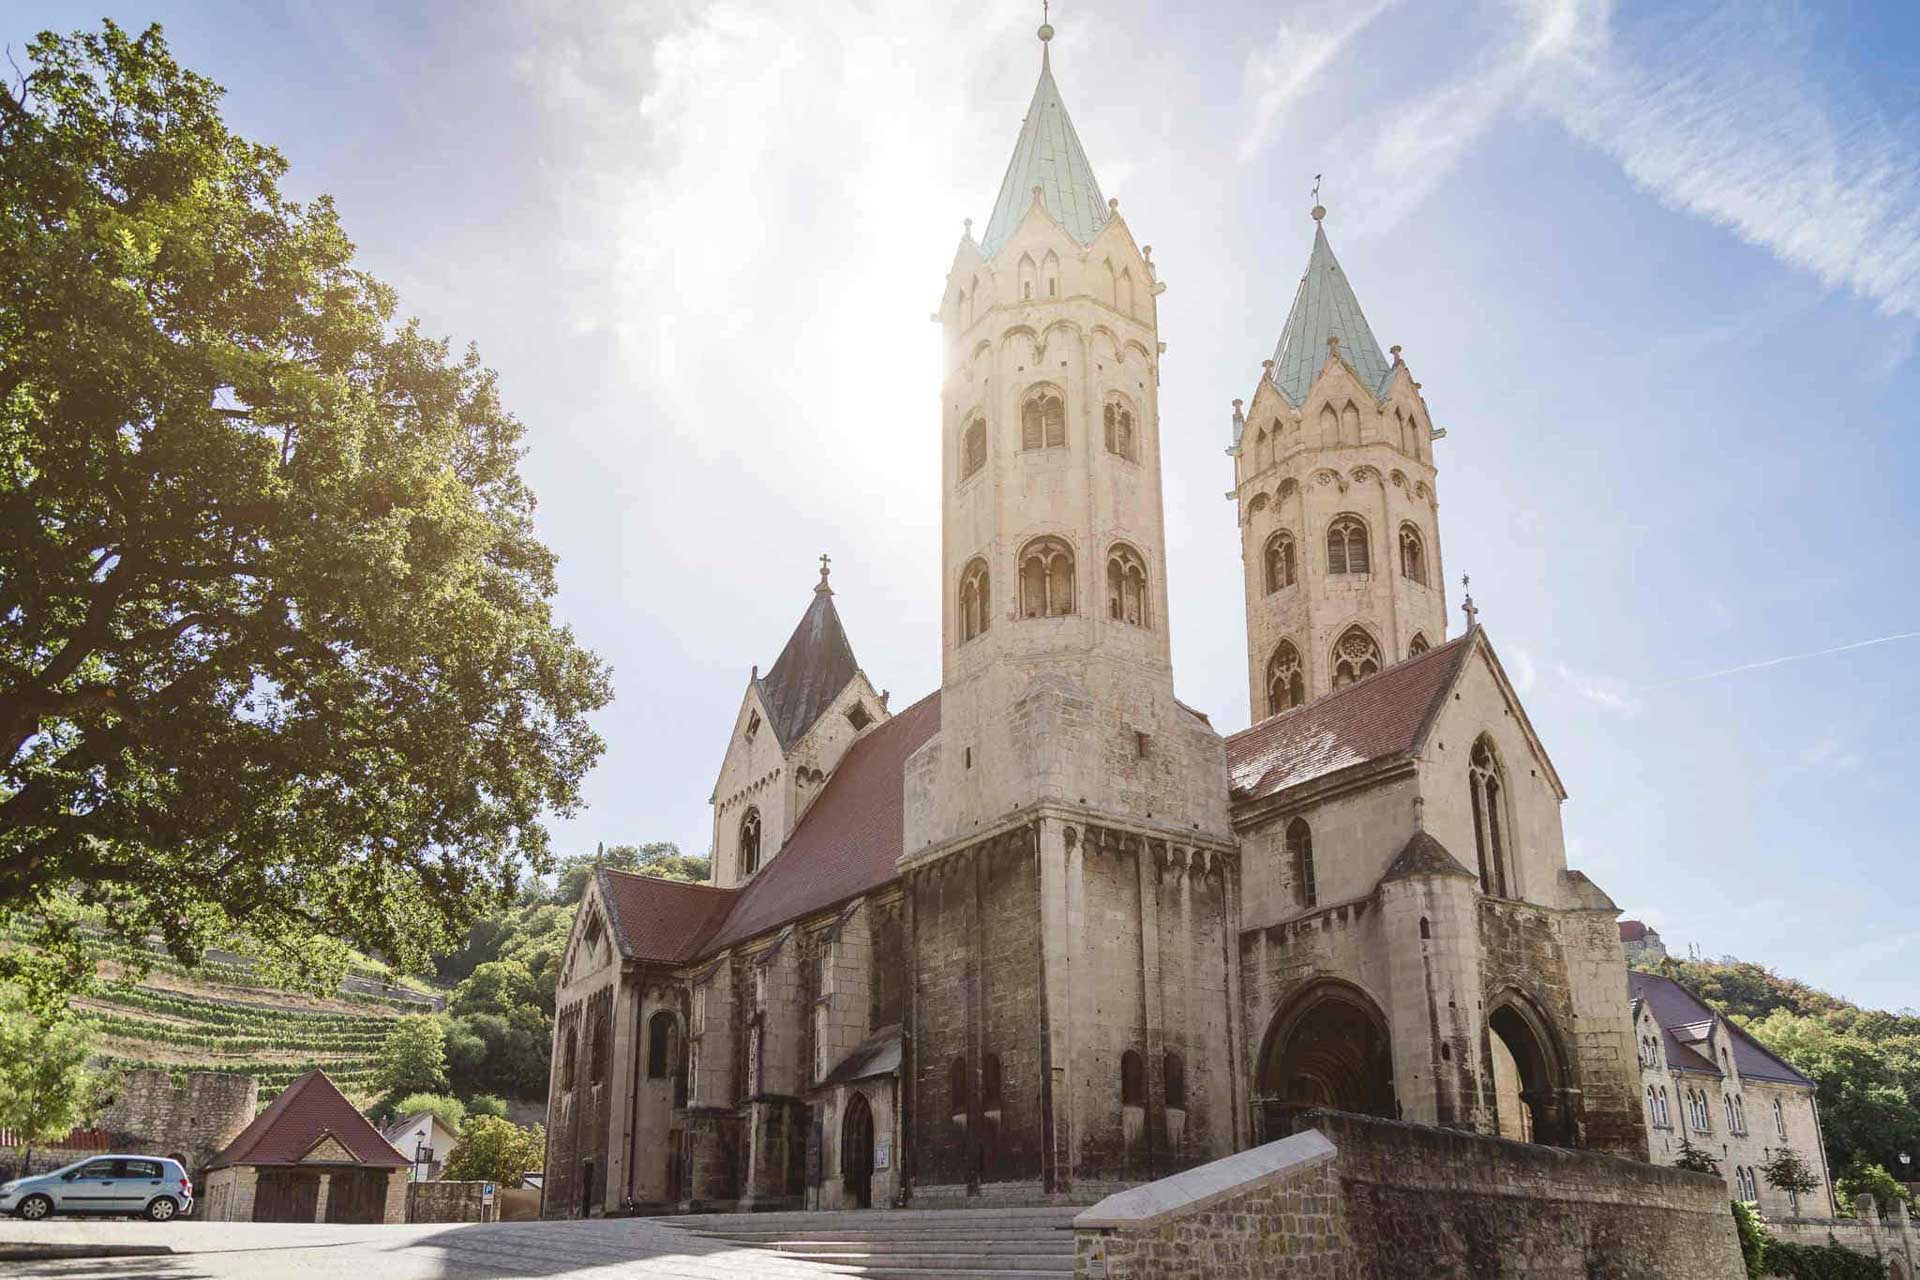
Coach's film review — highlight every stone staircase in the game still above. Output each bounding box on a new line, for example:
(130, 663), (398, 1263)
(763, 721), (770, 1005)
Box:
(663, 1206), (1079, 1279)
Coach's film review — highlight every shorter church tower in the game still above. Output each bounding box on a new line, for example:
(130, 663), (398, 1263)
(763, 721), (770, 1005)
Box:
(1232, 206), (1448, 718)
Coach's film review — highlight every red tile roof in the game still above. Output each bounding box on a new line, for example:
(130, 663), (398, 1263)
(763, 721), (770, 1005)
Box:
(1225, 633), (1474, 802)
(1619, 919), (1649, 942)
(705, 691), (939, 951)
(593, 692), (940, 964)
(207, 1070), (408, 1170)
(597, 869), (738, 965)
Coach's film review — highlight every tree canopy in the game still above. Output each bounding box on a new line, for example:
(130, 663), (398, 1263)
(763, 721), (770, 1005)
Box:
(0, 982), (105, 1175)
(441, 1114), (543, 1187)
(0, 21), (609, 988)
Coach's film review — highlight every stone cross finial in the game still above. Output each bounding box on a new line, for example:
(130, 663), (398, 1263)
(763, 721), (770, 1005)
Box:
(1462, 574), (1479, 628)
(817, 552), (833, 594)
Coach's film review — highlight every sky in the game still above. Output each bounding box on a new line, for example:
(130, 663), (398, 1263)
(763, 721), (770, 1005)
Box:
(10, 0), (1918, 1010)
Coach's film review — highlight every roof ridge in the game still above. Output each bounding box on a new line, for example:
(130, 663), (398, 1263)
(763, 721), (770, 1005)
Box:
(1230, 631), (1471, 742)
(598, 866), (733, 893)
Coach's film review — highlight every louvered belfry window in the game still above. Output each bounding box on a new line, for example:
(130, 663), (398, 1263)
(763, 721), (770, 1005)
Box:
(1327, 515), (1370, 574)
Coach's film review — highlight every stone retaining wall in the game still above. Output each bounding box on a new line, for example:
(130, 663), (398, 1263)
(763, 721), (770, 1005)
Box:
(1773, 1197), (1917, 1277)
(1074, 1109), (1744, 1278)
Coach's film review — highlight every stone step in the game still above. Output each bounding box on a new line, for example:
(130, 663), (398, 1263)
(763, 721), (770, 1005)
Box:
(764, 1242), (1070, 1260)
(834, 1271), (1070, 1280)
(689, 1230), (1070, 1246)
(669, 1207), (1080, 1227)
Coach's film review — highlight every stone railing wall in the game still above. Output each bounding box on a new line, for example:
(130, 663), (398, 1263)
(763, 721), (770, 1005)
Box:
(1773, 1196), (1918, 1276)
(407, 1180), (494, 1223)
(1074, 1109), (1746, 1279)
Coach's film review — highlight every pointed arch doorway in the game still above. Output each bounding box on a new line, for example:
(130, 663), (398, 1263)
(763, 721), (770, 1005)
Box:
(1254, 982), (1395, 1140)
(841, 1092), (875, 1209)
(1487, 995), (1576, 1147)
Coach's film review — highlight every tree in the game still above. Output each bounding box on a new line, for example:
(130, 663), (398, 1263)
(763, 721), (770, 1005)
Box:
(388, 1092), (465, 1132)
(466, 1093), (506, 1119)
(1674, 1137), (1721, 1174)
(552, 841), (708, 904)
(0, 983), (104, 1176)
(1749, 1011), (1920, 1176)
(0, 21), (610, 996)
(1760, 1147), (1821, 1207)
(1834, 1158), (1911, 1216)
(1730, 1199), (1770, 1280)
(376, 1015), (448, 1097)
(441, 1114), (544, 1187)
(451, 960), (538, 1019)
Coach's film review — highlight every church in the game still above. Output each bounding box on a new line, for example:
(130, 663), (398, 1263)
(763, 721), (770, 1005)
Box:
(542, 19), (1647, 1218)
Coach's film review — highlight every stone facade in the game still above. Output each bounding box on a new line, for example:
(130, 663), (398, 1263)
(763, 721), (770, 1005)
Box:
(1774, 1196), (1920, 1277)
(544, 18), (1647, 1222)
(101, 1069), (257, 1181)
(1074, 1112), (1745, 1279)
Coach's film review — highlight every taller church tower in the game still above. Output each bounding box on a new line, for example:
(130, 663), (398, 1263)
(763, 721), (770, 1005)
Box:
(1232, 207), (1450, 718)
(900, 20), (1239, 1200)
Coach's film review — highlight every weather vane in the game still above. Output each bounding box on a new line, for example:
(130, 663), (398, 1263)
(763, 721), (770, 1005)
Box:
(1311, 174), (1321, 204)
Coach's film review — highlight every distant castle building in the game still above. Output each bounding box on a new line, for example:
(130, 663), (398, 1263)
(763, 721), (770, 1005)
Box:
(1620, 919), (1669, 962)
(544, 19), (1647, 1216)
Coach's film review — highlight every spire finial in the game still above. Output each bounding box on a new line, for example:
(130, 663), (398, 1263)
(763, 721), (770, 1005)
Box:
(817, 552), (833, 594)
(1461, 573), (1478, 628)
(1038, 1), (1054, 60)
(1311, 174), (1325, 222)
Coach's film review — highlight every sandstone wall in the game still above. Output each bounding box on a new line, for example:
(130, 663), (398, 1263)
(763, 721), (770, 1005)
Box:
(1074, 1110), (1744, 1280)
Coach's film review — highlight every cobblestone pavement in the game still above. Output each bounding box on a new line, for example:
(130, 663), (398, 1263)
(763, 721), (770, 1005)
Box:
(0, 1217), (853, 1279)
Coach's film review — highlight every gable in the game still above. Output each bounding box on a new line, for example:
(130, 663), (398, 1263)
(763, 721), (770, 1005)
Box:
(1424, 641), (1566, 801)
(300, 1134), (358, 1164)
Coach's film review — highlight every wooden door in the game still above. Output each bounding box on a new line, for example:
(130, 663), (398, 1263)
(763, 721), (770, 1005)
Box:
(252, 1170), (320, 1222)
(324, 1169), (388, 1224)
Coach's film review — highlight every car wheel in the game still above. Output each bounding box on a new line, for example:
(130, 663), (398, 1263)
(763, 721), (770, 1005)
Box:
(15, 1194), (52, 1221)
(144, 1197), (178, 1223)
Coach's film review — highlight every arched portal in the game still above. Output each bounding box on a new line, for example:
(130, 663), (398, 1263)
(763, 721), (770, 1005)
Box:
(1254, 983), (1395, 1140)
(1487, 995), (1576, 1146)
(841, 1092), (875, 1209)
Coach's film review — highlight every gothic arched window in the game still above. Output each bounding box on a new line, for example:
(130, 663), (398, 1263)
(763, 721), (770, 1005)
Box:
(1106, 543), (1149, 628)
(982, 1053), (1003, 1112)
(1339, 401), (1361, 446)
(959, 558), (991, 643)
(1120, 1050), (1146, 1108)
(1399, 523), (1428, 585)
(740, 807), (763, 876)
(1408, 632), (1431, 657)
(1104, 398), (1137, 461)
(1286, 817), (1317, 910)
(1021, 386), (1066, 451)
(1165, 1052), (1187, 1110)
(1018, 253), (1037, 301)
(589, 1017), (609, 1086)
(961, 416), (987, 480)
(1043, 250), (1060, 298)
(1263, 532), (1297, 594)
(646, 1011), (679, 1080)
(1018, 536), (1075, 618)
(560, 1024), (578, 1091)
(1266, 641), (1306, 715)
(1468, 736), (1509, 897)
(1331, 626), (1381, 688)
(1326, 515), (1370, 575)
(950, 1057), (970, 1123)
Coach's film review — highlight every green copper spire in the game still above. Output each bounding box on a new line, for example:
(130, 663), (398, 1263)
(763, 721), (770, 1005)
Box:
(978, 21), (1109, 259)
(1269, 207), (1393, 405)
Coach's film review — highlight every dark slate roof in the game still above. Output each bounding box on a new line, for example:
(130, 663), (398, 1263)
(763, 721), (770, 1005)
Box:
(757, 583), (861, 749)
(821, 1024), (904, 1086)
(1267, 215), (1395, 407)
(704, 692), (940, 951)
(598, 868), (738, 965)
(1226, 633), (1474, 803)
(208, 1071), (408, 1170)
(1380, 830), (1476, 883)
(1628, 972), (1815, 1087)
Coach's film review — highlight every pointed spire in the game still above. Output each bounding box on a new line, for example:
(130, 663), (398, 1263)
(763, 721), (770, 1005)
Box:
(1267, 203), (1392, 405)
(757, 562), (861, 748)
(978, 15), (1110, 259)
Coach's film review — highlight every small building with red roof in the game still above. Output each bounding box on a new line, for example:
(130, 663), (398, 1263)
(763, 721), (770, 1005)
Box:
(200, 1070), (410, 1223)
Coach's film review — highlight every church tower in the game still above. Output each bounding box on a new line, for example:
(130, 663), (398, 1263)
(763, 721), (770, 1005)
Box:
(1232, 206), (1449, 719)
(899, 18), (1238, 1200)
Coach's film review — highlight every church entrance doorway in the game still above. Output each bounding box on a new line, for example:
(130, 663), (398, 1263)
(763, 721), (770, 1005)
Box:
(1254, 982), (1395, 1140)
(841, 1092), (875, 1209)
(1488, 996), (1574, 1146)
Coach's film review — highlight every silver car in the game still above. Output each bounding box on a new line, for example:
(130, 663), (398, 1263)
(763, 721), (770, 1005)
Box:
(0, 1155), (193, 1221)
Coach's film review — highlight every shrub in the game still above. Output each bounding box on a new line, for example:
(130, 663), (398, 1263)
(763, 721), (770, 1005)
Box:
(1762, 1239), (1887, 1279)
(1730, 1199), (1770, 1280)
(441, 1115), (544, 1188)
(389, 1093), (466, 1132)
(466, 1094), (507, 1119)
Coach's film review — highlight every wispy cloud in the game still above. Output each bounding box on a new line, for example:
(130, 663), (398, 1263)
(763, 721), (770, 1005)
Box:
(1554, 662), (1639, 715)
(1794, 736), (1860, 774)
(1649, 631), (1920, 688)
(1235, 0), (1398, 164)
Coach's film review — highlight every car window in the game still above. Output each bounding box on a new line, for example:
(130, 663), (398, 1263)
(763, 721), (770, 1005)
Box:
(119, 1160), (163, 1179)
(78, 1161), (118, 1178)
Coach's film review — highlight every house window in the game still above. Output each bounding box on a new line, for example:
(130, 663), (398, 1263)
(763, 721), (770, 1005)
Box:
(1659, 1086), (1671, 1128)
(1331, 626), (1382, 688)
(1468, 736), (1510, 897)
(1266, 641), (1306, 714)
(961, 417), (987, 479)
(1120, 1050), (1146, 1108)
(1286, 817), (1316, 910)
(1774, 1098), (1787, 1140)
(1104, 399), (1137, 460)
(1326, 514), (1370, 575)
(740, 807), (762, 876)
(745, 711), (760, 741)
(1106, 543), (1150, 628)
(1399, 524), (1428, 585)
(1264, 532), (1297, 593)
(1021, 387), (1067, 451)
(1018, 536), (1075, 617)
(959, 558), (991, 643)
(846, 703), (873, 731)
